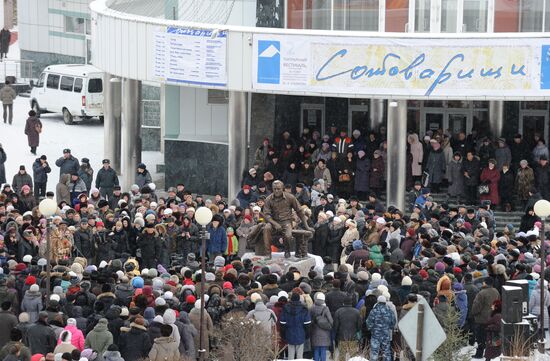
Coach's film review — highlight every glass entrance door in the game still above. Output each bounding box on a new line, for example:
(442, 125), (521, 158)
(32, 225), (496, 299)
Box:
(425, 112), (444, 133)
(447, 112), (470, 135)
(520, 112), (549, 145)
(300, 104), (325, 134)
(349, 104), (370, 136)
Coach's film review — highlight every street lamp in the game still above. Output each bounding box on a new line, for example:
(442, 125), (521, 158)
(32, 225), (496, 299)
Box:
(194, 206), (213, 361)
(38, 198), (57, 299)
(534, 199), (550, 353)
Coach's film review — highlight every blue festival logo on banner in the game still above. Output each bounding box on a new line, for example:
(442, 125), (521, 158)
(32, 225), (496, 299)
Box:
(258, 40), (281, 84)
(541, 45), (550, 89)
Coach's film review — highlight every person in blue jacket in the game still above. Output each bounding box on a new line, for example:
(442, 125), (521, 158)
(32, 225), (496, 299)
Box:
(280, 292), (312, 360)
(207, 214), (227, 262)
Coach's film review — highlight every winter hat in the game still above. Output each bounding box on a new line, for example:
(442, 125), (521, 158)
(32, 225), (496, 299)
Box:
(132, 276), (144, 289)
(30, 284), (39, 292)
(315, 292), (326, 301)
(371, 273), (381, 282)
(19, 313), (30, 323)
(223, 281), (233, 290)
(278, 291), (289, 299)
(163, 291), (173, 300)
(153, 315), (164, 324)
(453, 283), (464, 291)
(155, 297), (166, 306)
(67, 318), (76, 326)
(25, 275), (36, 285)
(401, 276), (413, 286)
(186, 295), (197, 304)
(251, 293), (262, 303)
(357, 271), (369, 281)
(377, 295), (387, 303)
(418, 269), (429, 280)
(214, 256), (225, 267)
(352, 240), (363, 251)
(163, 309), (176, 325)
(120, 307), (129, 317)
(50, 294), (60, 302)
(434, 262), (446, 273)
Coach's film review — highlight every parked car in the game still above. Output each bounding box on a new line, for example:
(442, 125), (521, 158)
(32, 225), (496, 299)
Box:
(30, 64), (104, 124)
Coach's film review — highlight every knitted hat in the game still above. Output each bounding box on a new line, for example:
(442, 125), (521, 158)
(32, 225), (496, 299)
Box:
(25, 275), (36, 285)
(357, 271), (369, 281)
(401, 276), (413, 286)
(377, 295), (387, 303)
(371, 273), (381, 282)
(251, 293), (262, 303)
(434, 262), (446, 273)
(315, 292), (325, 301)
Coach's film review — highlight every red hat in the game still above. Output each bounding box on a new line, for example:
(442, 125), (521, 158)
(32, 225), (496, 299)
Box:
(223, 281), (233, 290)
(166, 280), (177, 287)
(453, 267), (462, 274)
(244, 215), (253, 222)
(15, 263), (27, 273)
(407, 228), (416, 237)
(96, 221), (104, 228)
(186, 295), (196, 304)
(25, 275), (36, 285)
(418, 269), (429, 280)
(223, 264), (234, 272)
(243, 185), (251, 191)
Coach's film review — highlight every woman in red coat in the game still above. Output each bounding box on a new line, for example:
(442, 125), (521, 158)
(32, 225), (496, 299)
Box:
(480, 158), (500, 206)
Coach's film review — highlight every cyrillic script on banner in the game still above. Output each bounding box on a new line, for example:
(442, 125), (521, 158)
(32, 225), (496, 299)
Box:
(253, 34), (550, 98)
(153, 27), (227, 87)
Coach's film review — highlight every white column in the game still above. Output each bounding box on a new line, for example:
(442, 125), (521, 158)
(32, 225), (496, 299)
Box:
(228, 91), (248, 199)
(386, 100), (408, 211)
(121, 78), (142, 190)
(489, 100), (504, 138)
(369, 98), (384, 131)
(103, 74), (122, 173)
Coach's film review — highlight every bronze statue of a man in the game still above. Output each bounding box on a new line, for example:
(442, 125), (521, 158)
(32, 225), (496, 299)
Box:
(262, 180), (313, 258)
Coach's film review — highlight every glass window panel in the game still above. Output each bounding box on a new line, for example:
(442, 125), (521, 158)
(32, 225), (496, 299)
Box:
(46, 74), (59, 89)
(60, 76), (74, 92)
(414, 0), (430, 32)
(463, 0), (488, 32)
(473, 101), (489, 109)
(520, 0), (543, 32)
(441, 0), (458, 32)
(385, 0), (408, 32)
(74, 78), (83, 93)
(64, 16), (86, 34)
(334, 0), (379, 31)
(521, 101), (549, 110)
(447, 100), (469, 108)
(424, 100), (445, 108)
(88, 78), (103, 93)
(306, 0), (331, 29)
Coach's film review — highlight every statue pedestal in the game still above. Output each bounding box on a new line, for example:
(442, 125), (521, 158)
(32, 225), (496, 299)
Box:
(242, 252), (323, 275)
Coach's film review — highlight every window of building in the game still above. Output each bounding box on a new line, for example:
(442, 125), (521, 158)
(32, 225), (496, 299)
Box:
(385, 0), (408, 32)
(74, 78), (83, 93)
(60, 76), (74, 91)
(88, 79), (103, 93)
(208, 89), (229, 104)
(333, 0), (379, 31)
(46, 74), (60, 89)
(305, 0), (331, 29)
(36, 73), (45, 88)
(463, 0), (488, 32)
(441, 0), (458, 32)
(414, 0), (430, 32)
(64, 16), (89, 34)
(519, 0), (550, 32)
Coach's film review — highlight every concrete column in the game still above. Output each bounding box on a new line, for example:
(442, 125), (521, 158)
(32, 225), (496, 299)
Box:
(369, 98), (385, 131)
(121, 79), (142, 190)
(489, 100), (504, 138)
(386, 100), (408, 211)
(103, 74), (122, 173)
(228, 91), (248, 199)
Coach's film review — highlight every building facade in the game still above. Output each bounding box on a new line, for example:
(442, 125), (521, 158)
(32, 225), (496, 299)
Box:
(90, 0), (550, 209)
(18, 0), (92, 78)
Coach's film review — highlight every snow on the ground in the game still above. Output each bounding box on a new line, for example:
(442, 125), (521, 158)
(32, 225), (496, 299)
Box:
(1, 96), (163, 191)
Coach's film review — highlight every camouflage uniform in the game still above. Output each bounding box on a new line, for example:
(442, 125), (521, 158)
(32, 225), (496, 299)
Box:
(366, 302), (396, 361)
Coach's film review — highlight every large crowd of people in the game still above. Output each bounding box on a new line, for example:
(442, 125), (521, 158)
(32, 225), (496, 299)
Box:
(0, 126), (547, 361)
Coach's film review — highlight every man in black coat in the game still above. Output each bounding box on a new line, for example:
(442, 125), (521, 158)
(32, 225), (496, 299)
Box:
(461, 151), (481, 205)
(95, 159), (119, 201)
(25, 312), (56, 355)
(32, 155), (51, 200)
(55, 149), (80, 179)
(74, 219), (95, 264)
(137, 225), (161, 268)
(535, 156), (550, 201)
(325, 279), (347, 318)
(0, 26), (10, 61)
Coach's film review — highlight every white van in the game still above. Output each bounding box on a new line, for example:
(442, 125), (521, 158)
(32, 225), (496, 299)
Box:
(30, 64), (104, 125)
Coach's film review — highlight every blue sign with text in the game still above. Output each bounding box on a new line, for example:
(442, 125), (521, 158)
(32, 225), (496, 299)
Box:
(257, 40), (281, 84)
(541, 45), (550, 89)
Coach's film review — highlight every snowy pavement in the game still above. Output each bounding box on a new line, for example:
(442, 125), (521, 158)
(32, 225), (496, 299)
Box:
(0, 96), (163, 191)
